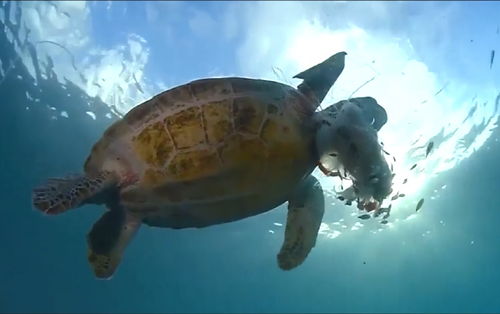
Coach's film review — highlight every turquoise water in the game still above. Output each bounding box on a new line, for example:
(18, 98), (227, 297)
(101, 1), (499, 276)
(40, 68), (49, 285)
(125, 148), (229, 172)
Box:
(1, 1), (500, 312)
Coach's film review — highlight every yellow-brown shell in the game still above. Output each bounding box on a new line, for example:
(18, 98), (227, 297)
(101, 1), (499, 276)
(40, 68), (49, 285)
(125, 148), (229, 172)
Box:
(85, 77), (317, 225)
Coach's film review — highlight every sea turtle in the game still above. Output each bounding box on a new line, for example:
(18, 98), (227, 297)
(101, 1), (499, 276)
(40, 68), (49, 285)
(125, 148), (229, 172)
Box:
(32, 51), (392, 279)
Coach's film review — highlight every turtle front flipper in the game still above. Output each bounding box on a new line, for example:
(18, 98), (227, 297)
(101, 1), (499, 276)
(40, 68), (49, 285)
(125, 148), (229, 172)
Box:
(32, 171), (118, 215)
(278, 175), (325, 270)
(294, 51), (347, 107)
(87, 206), (141, 279)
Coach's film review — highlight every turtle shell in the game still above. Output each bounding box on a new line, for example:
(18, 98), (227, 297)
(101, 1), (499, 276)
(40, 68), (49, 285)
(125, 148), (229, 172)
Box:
(84, 77), (318, 228)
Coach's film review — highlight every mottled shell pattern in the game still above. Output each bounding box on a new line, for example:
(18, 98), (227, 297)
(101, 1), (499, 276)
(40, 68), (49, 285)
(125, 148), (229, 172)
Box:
(84, 78), (316, 195)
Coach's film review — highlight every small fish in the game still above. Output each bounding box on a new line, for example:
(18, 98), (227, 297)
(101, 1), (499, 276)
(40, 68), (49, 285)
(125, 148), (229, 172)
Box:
(358, 214), (371, 220)
(494, 92), (500, 113)
(391, 194), (399, 201)
(383, 205), (392, 219)
(119, 61), (127, 76)
(416, 198), (425, 212)
(399, 193), (406, 197)
(411, 138), (419, 145)
(403, 178), (408, 184)
(463, 102), (477, 123)
(383, 149), (390, 156)
(434, 82), (448, 96)
(133, 73), (144, 94)
(381, 220), (388, 225)
(272, 67), (283, 81)
(490, 50), (496, 69)
(392, 156), (396, 162)
(135, 81), (144, 94)
(426, 141), (434, 157)
(79, 73), (87, 84)
(410, 163), (417, 170)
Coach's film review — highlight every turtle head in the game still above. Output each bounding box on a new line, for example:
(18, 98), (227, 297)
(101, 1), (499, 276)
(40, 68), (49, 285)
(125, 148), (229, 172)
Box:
(316, 98), (392, 207)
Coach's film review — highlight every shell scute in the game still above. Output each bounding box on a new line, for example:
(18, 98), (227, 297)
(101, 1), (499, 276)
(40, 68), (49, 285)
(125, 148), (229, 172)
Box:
(233, 97), (265, 135)
(167, 149), (220, 181)
(160, 84), (194, 104)
(260, 118), (282, 144)
(190, 79), (232, 101)
(266, 103), (279, 115)
(132, 121), (174, 168)
(202, 99), (233, 144)
(218, 134), (266, 166)
(125, 99), (161, 129)
(231, 78), (275, 94)
(164, 106), (205, 149)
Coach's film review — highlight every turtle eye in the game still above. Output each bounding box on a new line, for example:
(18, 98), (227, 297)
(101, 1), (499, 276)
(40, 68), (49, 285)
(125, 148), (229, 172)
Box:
(329, 152), (338, 157)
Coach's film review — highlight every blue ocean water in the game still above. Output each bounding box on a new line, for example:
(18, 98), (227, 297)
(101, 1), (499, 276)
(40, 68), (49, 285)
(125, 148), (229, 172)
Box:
(1, 1), (500, 313)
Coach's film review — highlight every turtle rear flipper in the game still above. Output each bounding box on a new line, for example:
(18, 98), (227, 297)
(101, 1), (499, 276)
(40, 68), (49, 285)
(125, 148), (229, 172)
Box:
(32, 171), (117, 215)
(87, 206), (141, 279)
